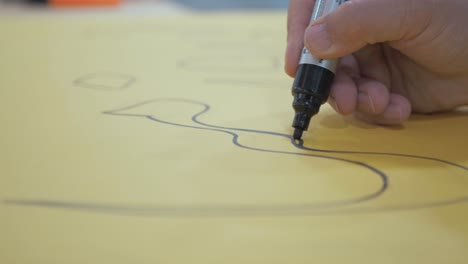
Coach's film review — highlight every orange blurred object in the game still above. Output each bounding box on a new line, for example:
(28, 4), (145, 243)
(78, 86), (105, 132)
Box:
(50, 0), (121, 6)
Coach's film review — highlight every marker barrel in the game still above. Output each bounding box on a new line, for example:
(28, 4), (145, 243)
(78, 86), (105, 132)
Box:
(291, 0), (348, 135)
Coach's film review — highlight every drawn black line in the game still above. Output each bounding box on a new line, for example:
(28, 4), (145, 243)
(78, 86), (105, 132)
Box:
(4, 98), (388, 217)
(73, 72), (136, 91)
(5, 98), (468, 217)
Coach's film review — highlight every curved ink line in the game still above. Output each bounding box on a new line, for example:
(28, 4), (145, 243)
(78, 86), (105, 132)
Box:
(6, 98), (386, 217)
(6, 98), (468, 217)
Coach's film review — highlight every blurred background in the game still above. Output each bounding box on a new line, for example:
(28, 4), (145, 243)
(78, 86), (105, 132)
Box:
(0, 0), (288, 13)
(172, 0), (287, 10)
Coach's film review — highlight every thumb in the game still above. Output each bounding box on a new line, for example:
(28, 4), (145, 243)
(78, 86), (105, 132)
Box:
(304, 0), (433, 58)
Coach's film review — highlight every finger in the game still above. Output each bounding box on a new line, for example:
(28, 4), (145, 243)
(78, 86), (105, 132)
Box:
(354, 94), (412, 125)
(337, 54), (360, 77)
(285, 0), (316, 77)
(304, 0), (434, 59)
(353, 44), (392, 89)
(327, 56), (360, 115)
(355, 78), (390, 115)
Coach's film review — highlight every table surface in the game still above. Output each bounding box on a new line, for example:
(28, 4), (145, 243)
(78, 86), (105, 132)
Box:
(1, 3), (467, 264)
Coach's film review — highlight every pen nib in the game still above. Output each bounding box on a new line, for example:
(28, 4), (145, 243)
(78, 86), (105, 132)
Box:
(293, 128), (303, 140)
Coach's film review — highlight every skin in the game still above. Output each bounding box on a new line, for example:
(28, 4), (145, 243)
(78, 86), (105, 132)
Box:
(285, 0), (468, 125)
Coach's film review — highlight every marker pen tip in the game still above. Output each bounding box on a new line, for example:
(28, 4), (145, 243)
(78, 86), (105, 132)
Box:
(293, 128), (303, 140)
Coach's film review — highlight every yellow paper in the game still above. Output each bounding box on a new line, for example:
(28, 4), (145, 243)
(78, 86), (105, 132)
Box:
(1, 12), (467, 264)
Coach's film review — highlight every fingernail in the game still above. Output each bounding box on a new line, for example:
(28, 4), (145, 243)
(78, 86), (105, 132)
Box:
(395, 105), (403, 121)
(384, 104), (403, 121)
(305, 24), (331, 54)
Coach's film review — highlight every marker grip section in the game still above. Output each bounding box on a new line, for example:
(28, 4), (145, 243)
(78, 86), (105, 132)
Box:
(291, 64), (335, 131)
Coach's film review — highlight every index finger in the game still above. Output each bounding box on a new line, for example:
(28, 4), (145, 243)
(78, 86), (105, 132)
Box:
(285, 0), (315, 77)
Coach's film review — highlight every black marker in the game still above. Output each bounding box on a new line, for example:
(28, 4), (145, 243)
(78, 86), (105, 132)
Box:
(291, 0), (348, 140)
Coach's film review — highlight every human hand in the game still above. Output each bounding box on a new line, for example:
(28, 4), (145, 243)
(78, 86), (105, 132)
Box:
(285, 0), (468, 125)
